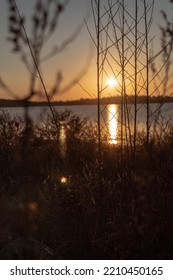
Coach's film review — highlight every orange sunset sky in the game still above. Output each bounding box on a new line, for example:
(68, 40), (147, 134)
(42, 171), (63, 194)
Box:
(0, 0), (172, 102)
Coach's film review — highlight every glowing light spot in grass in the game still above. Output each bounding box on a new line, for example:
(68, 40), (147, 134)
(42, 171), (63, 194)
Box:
(60, 176), (68, 184)
(28, 202), (38, 213)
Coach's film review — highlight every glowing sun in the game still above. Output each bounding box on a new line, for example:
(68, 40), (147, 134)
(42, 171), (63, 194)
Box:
(107, 77), (118, 87)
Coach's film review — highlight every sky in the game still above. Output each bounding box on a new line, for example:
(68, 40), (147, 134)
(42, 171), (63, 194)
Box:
(0, 0), (173, 102)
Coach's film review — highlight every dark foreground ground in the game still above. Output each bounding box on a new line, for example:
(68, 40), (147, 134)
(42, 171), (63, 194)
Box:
(0, 110), (173, 259)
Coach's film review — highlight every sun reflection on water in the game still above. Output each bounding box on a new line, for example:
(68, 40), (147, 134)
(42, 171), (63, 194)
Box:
(59, 121), (67, 159)
(108, 104), (118, 144)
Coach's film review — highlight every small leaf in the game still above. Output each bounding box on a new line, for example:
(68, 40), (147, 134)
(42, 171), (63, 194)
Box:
(50, 21), (56, 32)
(12, 45), (21, 52)
(57, 3), (64, 13)
(36, 0), (42, 12)
(33, 16), (39, 28)
(9, 15), (17, 22)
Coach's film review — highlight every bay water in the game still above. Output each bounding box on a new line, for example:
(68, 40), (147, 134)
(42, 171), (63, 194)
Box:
(1, 103), (173, 144)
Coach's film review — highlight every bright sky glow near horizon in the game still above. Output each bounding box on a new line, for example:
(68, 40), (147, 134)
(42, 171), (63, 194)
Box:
(0, 0), (173, 102)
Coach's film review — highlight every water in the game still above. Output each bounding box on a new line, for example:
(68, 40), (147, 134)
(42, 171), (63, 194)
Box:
(1, 103), (173, 122)
(1, 103), (173, 144)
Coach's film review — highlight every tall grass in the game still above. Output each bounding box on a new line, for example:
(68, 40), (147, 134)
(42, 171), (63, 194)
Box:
(0, 110), (173, 259)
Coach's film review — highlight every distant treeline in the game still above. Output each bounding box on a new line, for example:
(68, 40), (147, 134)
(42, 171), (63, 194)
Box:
(0, 95), (173, 107)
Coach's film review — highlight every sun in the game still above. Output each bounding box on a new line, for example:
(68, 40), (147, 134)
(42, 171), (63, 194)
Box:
(107, 77), (118, 87)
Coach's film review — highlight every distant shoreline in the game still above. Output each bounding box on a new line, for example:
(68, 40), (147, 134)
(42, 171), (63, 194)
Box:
(0, 95), (173, 108)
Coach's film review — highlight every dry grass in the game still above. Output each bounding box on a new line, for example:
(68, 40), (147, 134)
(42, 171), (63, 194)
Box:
(0, 110), (173, 259)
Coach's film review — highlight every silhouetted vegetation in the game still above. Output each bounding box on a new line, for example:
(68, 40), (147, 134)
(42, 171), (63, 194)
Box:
(0, 110), (173, 259)
(1, 0), (173, 260)
(1, 95), (173, 107)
